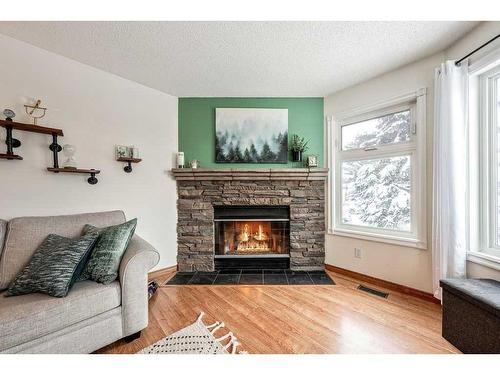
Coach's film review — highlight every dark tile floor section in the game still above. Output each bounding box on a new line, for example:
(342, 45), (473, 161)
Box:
(165, 269), (335, 286)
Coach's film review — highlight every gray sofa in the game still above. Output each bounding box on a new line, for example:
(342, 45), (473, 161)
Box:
(0, 210), (159, 353)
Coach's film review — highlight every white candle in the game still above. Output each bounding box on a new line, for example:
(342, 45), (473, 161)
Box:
(177, 152), (185, 168)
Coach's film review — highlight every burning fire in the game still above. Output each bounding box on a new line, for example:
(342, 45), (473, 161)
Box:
(237, 223), (270, 252)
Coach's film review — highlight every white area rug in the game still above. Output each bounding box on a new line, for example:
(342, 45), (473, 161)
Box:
(138, 312), (247, 354)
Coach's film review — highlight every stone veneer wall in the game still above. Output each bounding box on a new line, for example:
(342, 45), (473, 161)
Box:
(171, 169), (328, 272)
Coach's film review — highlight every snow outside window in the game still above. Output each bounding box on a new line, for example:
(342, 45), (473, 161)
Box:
(329, 93), (427, 249)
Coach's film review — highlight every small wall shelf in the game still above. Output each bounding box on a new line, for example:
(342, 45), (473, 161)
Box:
(117, 157), (142, 173)
(0, 153), (23, 160)
(0, 119), (64, 161)
(0, 119), (64, 136)
(47, 167), (101, 185)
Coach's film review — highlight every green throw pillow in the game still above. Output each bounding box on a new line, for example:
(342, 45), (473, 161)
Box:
(6, 231), (99, 298)
(80, 218), (137, 284)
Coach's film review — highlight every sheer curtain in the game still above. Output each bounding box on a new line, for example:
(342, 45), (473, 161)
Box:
(432, 60), (468, 300)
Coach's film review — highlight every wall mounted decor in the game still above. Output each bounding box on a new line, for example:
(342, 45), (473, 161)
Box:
(215, 108), (288, 163)
(0, 107), (100, 184)
(24, 99), (47, 125)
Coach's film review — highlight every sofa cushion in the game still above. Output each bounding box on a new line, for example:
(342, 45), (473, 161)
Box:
(0, 280), (121, 351)
(0, 211), (126, 290)
(81, 218), (137, 284)
(7, 232), (99, 298)
(440, 278), (500, 318)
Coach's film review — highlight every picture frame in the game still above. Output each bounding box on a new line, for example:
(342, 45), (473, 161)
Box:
(115, 145), (130, 159)
(307, 154), (319, 167)
(215, 108), (288, 164)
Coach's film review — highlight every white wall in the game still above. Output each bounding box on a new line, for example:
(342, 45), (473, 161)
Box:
(0, 34), (178, 270)
(324, 22), (500, 291)
(324, 53), (442, 293)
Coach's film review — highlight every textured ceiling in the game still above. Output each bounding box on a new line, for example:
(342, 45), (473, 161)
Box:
(0, 21), (479, 97)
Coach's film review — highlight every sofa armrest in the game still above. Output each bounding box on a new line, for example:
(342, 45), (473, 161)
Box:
(119, 234), (160, 336)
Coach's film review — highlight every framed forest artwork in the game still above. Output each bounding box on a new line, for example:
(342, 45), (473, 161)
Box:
(215, 108), (288, 163)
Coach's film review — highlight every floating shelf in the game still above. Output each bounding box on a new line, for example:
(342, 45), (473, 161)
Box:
(0, 119), (63, 136)
(0, 119), (64, 162)
(0, 153), (23, 160)
(117, 157), (142, 173)
(47, 167), (101, 185)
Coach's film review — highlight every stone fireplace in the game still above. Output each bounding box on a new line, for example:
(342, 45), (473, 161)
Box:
(171, 168), (328, 271)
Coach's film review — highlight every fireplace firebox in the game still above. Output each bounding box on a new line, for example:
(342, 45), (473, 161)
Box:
(214, 206), (290, 268)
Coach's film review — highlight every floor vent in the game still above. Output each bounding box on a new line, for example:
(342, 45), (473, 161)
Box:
(357, 284), (389, 299)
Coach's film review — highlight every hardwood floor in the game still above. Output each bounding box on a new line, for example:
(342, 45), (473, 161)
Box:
(97, 269), (459, 354)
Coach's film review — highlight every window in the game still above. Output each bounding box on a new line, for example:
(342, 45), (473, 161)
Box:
(468, 57), (500, 265)
(328, 90), (427, 249)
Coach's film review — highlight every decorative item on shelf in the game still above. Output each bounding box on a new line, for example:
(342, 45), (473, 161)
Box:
(190, 159), (200, 169)
(3, 108), (15, 121)
(24, 99), (47, 125)
(131, 146), (140, 159)
(115, 145), (129, 159)
(306, 154), (319, 168)
(62, 144), (77, 169)
(177, 152), (185, 168)
(290, 134), (309, 162)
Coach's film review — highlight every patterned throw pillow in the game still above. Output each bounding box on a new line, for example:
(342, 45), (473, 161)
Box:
(6, 231), (99, 298)
(80, 218), (137, 284)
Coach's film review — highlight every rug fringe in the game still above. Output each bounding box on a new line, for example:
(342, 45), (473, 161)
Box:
(196, 311), (246, 354)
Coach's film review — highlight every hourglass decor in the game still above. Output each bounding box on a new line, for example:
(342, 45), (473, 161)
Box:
(62, 144), (77, 169)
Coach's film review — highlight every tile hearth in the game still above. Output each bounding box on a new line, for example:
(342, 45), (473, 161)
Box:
(165, 269), (335, 285)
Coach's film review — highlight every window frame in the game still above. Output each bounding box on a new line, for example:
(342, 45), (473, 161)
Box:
(468, 53), (500, 267)
(327, 89), (427, 249)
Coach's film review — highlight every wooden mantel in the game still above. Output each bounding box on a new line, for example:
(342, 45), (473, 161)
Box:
(170, 168), (329, 181)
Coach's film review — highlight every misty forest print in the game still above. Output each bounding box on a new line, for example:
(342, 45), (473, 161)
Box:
(215, 108), (288, 163)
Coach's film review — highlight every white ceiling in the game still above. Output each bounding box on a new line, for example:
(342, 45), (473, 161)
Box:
(0, 21), (479, 97)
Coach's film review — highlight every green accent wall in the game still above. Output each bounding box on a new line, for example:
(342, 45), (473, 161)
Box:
(178, 97), (324, 168)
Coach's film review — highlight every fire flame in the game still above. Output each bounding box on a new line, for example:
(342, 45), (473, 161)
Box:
(237, 223), (270, 252)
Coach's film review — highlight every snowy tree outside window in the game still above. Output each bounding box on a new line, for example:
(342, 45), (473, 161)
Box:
(340, 110), (412, 232)
(331, 95), (428, 248)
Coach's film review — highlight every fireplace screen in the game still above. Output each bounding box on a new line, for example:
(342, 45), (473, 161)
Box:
(214, 206), (289, 257)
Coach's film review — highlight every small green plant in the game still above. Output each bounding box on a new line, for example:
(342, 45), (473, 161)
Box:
(290, 134), (309, 152)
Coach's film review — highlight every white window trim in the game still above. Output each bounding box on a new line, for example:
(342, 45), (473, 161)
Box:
(467, 49), (500, 267)
(326, 89), (427, 250)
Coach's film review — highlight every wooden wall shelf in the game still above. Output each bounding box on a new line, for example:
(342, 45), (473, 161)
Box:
(47, 168), (101, 185)
(1, 116), (101, 185)
(117, 157), (142, 173)
(117, 157), (142, 163)
(0, 119), (63, 136)
(0, 153), (23, 160)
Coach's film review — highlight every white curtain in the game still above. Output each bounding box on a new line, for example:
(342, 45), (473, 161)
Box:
(432, 60), (468, 300)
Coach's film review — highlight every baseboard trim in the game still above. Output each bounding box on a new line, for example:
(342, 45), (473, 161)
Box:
(325, 264), (440, 304)
(148, 265), (177, 280)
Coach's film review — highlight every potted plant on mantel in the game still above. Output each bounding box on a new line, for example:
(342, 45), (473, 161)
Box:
(290, 134), (309, 162)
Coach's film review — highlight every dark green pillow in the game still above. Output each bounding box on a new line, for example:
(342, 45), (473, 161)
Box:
(80, 218), (137, 284)
(6, 231), (99, 298)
